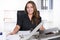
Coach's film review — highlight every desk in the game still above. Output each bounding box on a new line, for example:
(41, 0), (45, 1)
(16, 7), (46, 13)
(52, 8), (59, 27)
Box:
(6, 31), (60, 40)
(6, 31), (39, 40)
(6, 35), (39, 40)
(6, 34), (20, 40)
(0, 35), (4, 40)
(40, 35), (60, 40)
(39, 32), (60, 40)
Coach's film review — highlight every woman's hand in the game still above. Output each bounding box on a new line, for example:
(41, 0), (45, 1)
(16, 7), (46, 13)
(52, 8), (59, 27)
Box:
(8, 25), (20, 35)
(40, 25), (45, 31)
(6, 32), (14, 37)
(6, 32), (15, 37)
(8, 32), (15, 35)
(6, 25), (20, 37)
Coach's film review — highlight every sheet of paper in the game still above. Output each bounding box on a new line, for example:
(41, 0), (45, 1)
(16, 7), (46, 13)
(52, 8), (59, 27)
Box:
(18, 31), (30, 36)
(6, 34), (20, 40)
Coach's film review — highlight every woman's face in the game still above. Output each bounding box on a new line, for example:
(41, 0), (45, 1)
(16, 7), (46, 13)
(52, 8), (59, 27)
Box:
(27, 3), (34, 15)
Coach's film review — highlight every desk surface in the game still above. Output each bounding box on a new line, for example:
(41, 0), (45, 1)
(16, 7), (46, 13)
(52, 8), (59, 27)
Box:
(6, 31), (39, 40)
(41, 35), (60, 40)
(6, 31), (60, 40)
(0, 35), (3, 40)
(6, 34), (60, 40)
(39, 32), (60, 40)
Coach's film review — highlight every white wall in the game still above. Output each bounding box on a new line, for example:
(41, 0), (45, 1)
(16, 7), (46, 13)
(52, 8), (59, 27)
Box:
(0, 11), (4, 32)
(53, 0), (60, 29)
(3, 0), (30, 10)
(0, 10), (4, 40)
(36, 0), (54, 29)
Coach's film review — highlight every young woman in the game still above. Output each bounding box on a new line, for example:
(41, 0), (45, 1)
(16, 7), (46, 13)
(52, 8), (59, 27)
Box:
(9, 1), (45, 35)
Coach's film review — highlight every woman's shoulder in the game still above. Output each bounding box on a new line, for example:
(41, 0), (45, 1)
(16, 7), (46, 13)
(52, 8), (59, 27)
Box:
(17, 11), (27, 17)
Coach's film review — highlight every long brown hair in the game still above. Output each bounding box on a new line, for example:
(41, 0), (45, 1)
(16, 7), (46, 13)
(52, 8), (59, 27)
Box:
(25, 1), (41, 25)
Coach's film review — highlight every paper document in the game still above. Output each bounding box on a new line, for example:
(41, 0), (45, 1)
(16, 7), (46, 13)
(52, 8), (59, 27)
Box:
(6, 34), (20, 40)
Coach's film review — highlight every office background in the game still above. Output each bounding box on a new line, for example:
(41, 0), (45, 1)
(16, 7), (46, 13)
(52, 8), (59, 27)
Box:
(4, 0), (54, 32)
(3, 0), (60, 32)
(0, 0), (60, 40)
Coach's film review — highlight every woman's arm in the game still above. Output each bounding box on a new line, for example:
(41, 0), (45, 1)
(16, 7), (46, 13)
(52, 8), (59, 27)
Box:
(9, 25), (20, 35)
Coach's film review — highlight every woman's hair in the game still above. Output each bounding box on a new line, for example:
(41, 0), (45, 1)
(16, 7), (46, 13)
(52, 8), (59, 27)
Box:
(25, 1), (41, 25)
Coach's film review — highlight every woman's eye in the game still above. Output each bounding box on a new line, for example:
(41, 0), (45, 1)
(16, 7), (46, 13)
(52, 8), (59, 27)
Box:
(30, 6), (33, 8)
(27, 6), (33, 8)
(31, 7), (33, 8)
